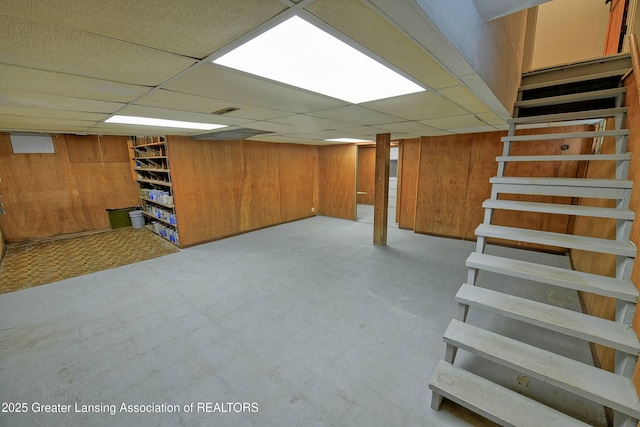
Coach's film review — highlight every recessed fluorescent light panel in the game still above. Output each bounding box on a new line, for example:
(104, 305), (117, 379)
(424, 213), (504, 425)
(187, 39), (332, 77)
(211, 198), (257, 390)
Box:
(213, 16), (425, 104)
(105, 115), (227, 131)
(325, 138), (372, 143)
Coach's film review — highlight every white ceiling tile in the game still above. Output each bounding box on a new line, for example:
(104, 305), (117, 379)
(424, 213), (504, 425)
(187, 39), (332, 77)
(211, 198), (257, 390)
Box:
(362, 91), (468, 120)
(165, 64), (349, 113)
(438, 85), (492, 113)
(309, 105), (403, 125)
(251, 134), (323, 145)
(0, 106), (107, 122)
(476, 111), (507, 126)
(118, 105), (252, 127)
(375, 121), (441, 135)
(135, 90), (291, 121)
(0, 64), (149, 103)
(268, 114), (355, 130)
(0, 15), (196, 86)
(333, 125), (394, 138)
(91, 123), (202, 137)
(0, 91), (124, 114)
(421, 114), (486, 130)
(0, 115), (96, 130)
(306, 0), (458, 89)
(1, 0), (287, 59)
(450, 125), (498, 134)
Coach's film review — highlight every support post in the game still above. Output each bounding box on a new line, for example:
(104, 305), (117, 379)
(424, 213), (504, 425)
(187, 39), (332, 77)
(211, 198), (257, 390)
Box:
(373, 133), (390, 246)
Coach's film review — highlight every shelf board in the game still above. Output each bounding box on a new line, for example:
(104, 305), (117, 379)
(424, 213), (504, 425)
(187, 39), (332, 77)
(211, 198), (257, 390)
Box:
(136, 178), (172, 187)
(135, 167), (170, 173)
(132, 155), (167, 160)
(139, 197), (175, 209)
(132, 141), (167, 148)
(141, 211), (177, 227)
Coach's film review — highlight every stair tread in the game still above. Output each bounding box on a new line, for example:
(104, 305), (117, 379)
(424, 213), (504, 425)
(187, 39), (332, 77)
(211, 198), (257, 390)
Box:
(501, 129), (628, 142)
(515, 87), (626, 108)
(490, 176), (633, 189)
(475, 224), (636, 257)
(496, 153), (631, 162)
(429, 360), (591, 427)
(491, 178), (631, 199)
(507, 107), (627, 125)
(456, 284), (640, 354)
(482, 199), (634, 220)
(519, 69), (631, 92)
(443, 319), (640, 418)
(466, 252), (638, 302)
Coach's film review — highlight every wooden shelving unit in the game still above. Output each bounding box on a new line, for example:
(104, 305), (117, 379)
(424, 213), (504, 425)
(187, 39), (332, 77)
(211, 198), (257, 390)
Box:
(128, 136), (179, 245)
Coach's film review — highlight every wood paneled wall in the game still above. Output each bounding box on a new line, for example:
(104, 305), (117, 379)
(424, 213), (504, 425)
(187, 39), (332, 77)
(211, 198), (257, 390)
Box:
(167, 137), (318, 247)
(570, 74), (640, 378)
(0, 133), (138, 243)
(0, 228), (4, 261)
(624, 74), (640, 396)
(356, 146), (375, 205)
(397, 139), (420, 229)
(569, 119), (619, 371)
(318, 144), (356, 220)
(413, 128), (592, 248)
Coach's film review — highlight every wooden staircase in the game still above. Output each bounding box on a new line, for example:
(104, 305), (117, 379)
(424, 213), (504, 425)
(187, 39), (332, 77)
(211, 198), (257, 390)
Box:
(429, 53), (640, 426)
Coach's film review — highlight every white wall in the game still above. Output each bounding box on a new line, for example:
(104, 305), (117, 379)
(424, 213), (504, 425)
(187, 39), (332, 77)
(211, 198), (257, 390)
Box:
(530, 0), (610, 69)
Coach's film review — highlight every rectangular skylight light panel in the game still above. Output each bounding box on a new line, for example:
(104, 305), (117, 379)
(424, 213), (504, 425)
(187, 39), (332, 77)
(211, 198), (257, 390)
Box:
(105, 115), (227, 131)
(213, 16), (425, 104)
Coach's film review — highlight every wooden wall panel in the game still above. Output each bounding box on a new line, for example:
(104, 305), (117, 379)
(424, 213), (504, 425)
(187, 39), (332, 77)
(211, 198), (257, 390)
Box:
(66, 134), (101, 163)
(100, 135), (130, 162)
(168, 137), (317, 247)
(569, 130), (617, 372)
(0, 228), (5, 261)
(494, 127), (593, 251)
(0, 133), (138, 243)
(278, 144), (317, 222)
(465, 134), (501, 237)
(240, 141), (281, 232)
(397, 139), (420, 229)
(624, 74), (640, 398)
(356, 146), (375, 205)
(415, 134), (475, 238)
(318, 144), (356, 220)
(414, 128), (592, 245)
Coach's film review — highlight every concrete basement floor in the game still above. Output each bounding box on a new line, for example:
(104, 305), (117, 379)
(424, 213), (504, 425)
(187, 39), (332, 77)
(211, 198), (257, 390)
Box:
(0, 215), (603, 426)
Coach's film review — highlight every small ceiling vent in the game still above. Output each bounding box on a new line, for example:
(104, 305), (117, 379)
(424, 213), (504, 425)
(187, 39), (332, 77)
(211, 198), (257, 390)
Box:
(191, 128), (273, 141)
(211, 107), (240, 115)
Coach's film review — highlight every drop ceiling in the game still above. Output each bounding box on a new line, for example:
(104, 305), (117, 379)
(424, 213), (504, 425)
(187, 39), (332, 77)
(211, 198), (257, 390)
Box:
(0, 0), (519, 144)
